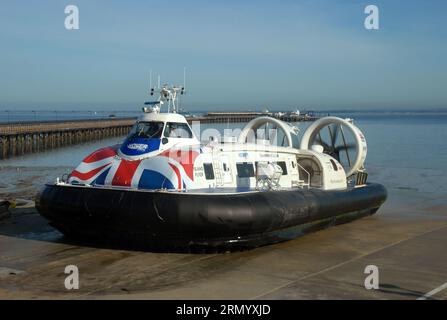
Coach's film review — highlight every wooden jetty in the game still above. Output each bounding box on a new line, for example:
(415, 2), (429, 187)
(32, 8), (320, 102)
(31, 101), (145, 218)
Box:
(0, 118), (135, 159)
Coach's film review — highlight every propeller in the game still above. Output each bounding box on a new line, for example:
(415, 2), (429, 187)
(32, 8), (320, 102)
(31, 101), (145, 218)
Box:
(300, 116), (368, 177)
(312, 124), (356, 168)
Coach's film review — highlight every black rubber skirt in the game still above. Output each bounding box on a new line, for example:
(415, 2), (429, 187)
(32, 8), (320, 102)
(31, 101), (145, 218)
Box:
(36, 183), (387, 251)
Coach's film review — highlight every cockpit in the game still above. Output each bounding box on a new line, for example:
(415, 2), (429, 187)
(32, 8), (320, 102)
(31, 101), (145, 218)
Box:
(120, 118), (196, 158)
(164, 122), (193, 139)
(126, 121), (193, 140)
(128, 121), (164, 139)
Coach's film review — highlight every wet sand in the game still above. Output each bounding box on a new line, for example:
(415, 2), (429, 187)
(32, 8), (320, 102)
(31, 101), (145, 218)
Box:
(0, 166), (72, 200)
(0, 184), (446, 300)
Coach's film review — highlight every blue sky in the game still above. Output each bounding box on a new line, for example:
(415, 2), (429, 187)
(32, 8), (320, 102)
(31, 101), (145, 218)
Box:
(0, 0), (446, 111)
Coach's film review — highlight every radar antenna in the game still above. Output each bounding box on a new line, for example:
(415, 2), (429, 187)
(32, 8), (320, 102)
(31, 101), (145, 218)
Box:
(144, 70), (187, 114)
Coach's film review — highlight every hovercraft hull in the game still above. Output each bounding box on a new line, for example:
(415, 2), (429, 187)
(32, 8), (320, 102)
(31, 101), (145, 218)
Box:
(36, 183), (387, 251)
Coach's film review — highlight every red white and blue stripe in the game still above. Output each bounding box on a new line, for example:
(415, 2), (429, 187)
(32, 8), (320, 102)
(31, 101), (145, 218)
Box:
(68, 145), (199, 190)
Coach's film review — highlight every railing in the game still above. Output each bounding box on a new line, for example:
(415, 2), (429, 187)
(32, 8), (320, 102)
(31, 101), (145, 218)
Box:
(211, 147), (224, 187)
(296, 162), (311, 189)
(0, 118), (136, 135)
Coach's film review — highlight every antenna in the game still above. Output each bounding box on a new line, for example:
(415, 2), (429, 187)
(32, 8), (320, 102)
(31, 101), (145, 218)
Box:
(157, 75), (161, 89)
(149, 69), (152, 89)
(183, 67), (186, 91)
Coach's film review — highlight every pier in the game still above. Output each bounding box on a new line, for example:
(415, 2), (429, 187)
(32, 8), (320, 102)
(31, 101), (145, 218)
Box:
(0, 118), (135, 159)
(191, 111), (318, 124)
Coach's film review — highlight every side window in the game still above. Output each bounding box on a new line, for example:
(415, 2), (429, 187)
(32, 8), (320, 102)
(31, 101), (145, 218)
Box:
(164, 122), (193, 138)
(330, 159), (338, 171)
(276, 161), (288, 175)
(236, 162), (255, 178)
(203, 163), (215, 180)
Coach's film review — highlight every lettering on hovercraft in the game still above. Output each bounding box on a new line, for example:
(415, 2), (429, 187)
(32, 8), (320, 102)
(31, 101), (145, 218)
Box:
(194, 166), (204, 178)
(127, 143), (148, 152)
(260, 153), (279, 158)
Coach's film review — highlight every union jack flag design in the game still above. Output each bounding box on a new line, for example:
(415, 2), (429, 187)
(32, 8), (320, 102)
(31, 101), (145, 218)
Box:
(68, 145), (200, 190)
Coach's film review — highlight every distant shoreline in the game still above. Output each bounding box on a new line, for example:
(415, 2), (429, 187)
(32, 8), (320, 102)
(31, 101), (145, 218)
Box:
(1, 108), (447, 125)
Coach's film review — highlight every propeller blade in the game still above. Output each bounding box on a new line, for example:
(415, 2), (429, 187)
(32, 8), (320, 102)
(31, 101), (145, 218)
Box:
(315, 133), (330, 150)
(333, 150), (340, 162)
(327, 125), (335, 148)
(327, 124), (340, 148)
(339, 126), (352, 167)
(336, 143), (356, 151)
(332, 124), (340, 145)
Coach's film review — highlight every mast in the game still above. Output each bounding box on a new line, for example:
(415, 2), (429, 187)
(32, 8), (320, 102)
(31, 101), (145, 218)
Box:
(144, 70), (187, 114)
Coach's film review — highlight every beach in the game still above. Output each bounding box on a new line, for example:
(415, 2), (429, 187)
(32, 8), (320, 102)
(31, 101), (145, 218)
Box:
(0, 186), (446, 299)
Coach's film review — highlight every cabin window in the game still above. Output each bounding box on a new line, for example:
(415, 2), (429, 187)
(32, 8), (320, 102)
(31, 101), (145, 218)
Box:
(203, 163), (215, 180)
(236, 162), (255, 178)
(223, 163), (229, 172)
(164, 122), (193, 138)
(276, 161), (288, 175)
(255, 161), (287, 175)
(330, 159), (338, 171)
(128, 121), (164, 139)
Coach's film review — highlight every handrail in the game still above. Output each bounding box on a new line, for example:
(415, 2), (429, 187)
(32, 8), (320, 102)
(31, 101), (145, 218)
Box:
(0, 118), (135, 135)
(297, 162), (311, 188)
(211, 147), (224, 187)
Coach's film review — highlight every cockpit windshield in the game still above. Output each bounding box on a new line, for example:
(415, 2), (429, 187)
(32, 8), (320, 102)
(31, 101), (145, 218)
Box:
(164, 122), (193, 139)
(128, 121), (164, 139)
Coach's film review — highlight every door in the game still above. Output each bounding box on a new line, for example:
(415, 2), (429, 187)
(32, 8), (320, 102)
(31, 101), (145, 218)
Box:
(219, 156), (233, 184)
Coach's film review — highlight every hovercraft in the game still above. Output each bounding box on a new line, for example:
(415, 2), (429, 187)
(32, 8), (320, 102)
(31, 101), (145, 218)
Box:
(36, 84), (387, 251)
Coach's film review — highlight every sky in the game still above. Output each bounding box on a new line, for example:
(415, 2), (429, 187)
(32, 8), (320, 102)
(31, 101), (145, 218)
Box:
(0, 0), (446, 111)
